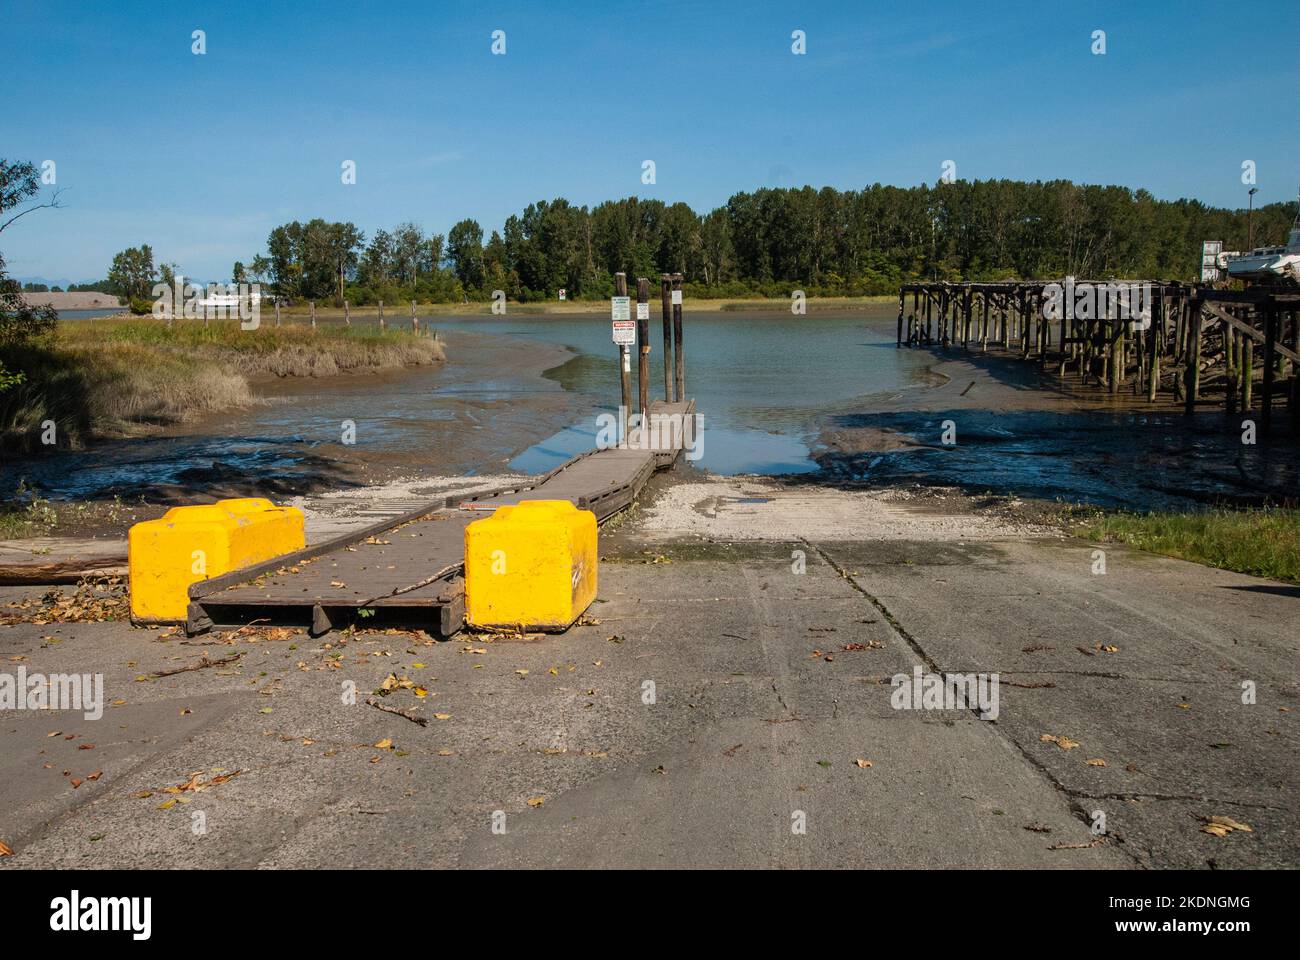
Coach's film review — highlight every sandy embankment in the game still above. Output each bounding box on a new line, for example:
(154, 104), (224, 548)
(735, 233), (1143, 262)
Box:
(21, 291), (120, 310)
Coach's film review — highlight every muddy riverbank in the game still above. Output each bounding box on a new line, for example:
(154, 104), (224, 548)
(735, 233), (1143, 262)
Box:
(809, 316), (1299, 509)
(0, 327), (592, 506)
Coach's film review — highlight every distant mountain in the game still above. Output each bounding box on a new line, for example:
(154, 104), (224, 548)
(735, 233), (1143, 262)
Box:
(13, 275), (109, 291)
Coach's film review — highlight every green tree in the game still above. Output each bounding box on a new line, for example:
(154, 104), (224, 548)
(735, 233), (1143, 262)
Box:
(0, 159), (59, 390)
(446, 219), (485, 291)
(106, 244), (157, 303)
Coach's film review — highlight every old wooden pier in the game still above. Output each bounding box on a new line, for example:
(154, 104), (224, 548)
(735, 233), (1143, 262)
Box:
(897, 280), (1300, 431)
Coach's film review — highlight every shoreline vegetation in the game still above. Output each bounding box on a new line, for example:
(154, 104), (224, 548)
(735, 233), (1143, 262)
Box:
(1071, 506), (1300, 585)
(0, 316), (444, 452)
(264, 293), (897, 318)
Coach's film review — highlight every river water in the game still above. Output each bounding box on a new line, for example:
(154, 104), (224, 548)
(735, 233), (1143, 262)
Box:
(441, 306), (930, 475)
(5, 307), (930, 500)
(7, 306), (1293, 508)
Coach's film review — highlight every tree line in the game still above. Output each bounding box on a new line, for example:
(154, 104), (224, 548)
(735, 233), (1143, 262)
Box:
(230, 180), (1293, 305)
(93, 179), (1298, 307)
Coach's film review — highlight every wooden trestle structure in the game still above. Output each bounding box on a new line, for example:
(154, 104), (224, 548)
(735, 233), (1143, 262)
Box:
(897, 281), (1300, 432)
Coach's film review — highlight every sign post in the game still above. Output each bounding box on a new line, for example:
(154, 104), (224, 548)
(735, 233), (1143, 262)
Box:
(612, 274), (632, 443)
(635, 277), (650, 422)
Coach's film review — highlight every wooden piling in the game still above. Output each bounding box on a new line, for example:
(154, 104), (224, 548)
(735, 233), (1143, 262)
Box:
(310, 300), (316, 330)
(1262, 304), (1276, 432)
(1243, 336), (1253, 411)
(636, 277), (650, 419)
(411, 300), (419, 334)
(344, 300), (351, 326)
(672, 273), (684, 401)
(660, 275), (673, 399)
(274, 300), (281, 328)
(1184, 296), (1202, 414)
(378, 300), (385, 331)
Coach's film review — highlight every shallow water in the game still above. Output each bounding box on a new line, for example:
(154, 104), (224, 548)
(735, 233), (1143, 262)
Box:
(435, 307), (929, 474)
(8, 307), (1292, 508)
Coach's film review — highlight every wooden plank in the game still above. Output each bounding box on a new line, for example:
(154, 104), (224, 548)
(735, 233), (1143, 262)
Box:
(193, 397), (694, 629)
(1201, 301), (1300, 364)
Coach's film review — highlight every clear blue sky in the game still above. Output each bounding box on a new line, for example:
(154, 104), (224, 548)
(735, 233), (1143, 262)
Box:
(5, 0), (1298, 283)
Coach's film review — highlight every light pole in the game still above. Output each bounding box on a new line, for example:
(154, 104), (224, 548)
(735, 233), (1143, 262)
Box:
(1248, 187), (1258, 248)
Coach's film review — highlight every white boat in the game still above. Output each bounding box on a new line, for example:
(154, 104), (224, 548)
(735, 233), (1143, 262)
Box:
(1225, 191), (1300, 282)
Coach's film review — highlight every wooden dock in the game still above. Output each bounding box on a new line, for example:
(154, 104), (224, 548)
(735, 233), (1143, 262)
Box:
(186, 398), (696, 638)
(897, 280), (1299, 431)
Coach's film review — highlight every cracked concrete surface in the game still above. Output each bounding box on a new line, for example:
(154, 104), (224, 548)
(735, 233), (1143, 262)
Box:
(0, 480), (1294, 868)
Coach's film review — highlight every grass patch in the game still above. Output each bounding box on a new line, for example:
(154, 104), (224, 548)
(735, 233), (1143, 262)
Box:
(1, 317), (444, 451)
(1073, 507), (1300, 584)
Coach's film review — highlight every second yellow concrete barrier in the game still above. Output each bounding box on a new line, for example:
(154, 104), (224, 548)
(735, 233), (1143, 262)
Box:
(464, 500), (597, 631)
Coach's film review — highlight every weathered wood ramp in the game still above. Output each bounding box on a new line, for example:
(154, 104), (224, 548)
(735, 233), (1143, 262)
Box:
(186, 399), (696, 637)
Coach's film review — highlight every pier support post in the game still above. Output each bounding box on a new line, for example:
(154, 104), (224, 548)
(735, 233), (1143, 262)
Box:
(672, 273), (684, 401)
(310, 299), (316, 330)
(660, 275), (673, 399)
(1184, 295), (1202, 415)
(1262, 304), (1277, 433)
(344, 300), (350, 326)
(1243, 336), (1253, 411)
(636, 277), (650, 419)
(378, 300), (385, 331)
(411, 300), (419, 334)
(1154, 287), (1164, 400)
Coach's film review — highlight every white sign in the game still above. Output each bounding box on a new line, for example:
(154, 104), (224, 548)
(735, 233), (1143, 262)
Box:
(612, 319), (636, 346)
(671, 290), (683, 305)
(558, 288), (566, 301)
(611, 296), (631, 321)
(1201, 241), (1223, 282)
(636, 302), (650, 320)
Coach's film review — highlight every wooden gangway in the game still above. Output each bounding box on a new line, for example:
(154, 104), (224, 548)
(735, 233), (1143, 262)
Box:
(185, 399), (696, 637)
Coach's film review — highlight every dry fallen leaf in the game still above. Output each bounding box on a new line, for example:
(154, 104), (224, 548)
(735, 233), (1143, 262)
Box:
(0, 839), (13, 856)
(854, 758), (873, 769)
(434, 713), (451, 720)
(1086, 758), (1107, 767)
(1200, 815), (1253, 837)
(374, 738), (393, 750)
(1040, 734), (1081, 750)
(526, 796), (545, 807)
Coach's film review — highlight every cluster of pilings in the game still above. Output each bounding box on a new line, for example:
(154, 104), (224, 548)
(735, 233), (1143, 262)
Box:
(897, 280), (1300, 432)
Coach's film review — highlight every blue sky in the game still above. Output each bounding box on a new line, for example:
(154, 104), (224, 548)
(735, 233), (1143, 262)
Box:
(5, 0), (1299, 283)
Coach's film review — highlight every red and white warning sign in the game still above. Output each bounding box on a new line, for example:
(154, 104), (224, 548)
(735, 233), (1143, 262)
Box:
(612, 319), (636, 346)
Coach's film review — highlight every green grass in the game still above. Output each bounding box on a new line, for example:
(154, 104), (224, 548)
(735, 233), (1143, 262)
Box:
(1, 317), (444, 451)
(1075, 507), (1300, 584)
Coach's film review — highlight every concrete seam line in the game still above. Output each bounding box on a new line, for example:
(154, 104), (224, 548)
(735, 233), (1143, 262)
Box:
(802, 538), (1147, 867)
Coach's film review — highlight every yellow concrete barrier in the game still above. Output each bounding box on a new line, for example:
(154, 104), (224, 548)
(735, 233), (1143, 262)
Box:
(464, 500), (597, 631)
(128, 498), (305, 623)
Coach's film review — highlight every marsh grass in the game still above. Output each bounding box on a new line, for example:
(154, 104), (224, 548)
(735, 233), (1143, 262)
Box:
(1077, 507), (1300, 584)
(1, 317), (444, 451)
